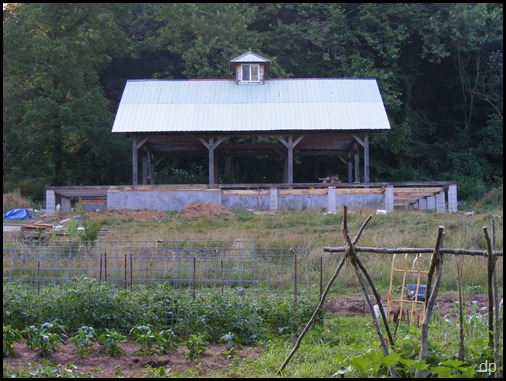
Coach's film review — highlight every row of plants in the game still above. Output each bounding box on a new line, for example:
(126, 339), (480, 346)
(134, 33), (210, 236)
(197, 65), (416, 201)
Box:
(3, 305), (501, 378)
(3, 277), (318, 343)
(3, 320), (228, 362)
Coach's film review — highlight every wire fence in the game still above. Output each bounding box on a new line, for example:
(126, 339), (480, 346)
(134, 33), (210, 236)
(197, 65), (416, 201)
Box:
(3, 240), (311, 296)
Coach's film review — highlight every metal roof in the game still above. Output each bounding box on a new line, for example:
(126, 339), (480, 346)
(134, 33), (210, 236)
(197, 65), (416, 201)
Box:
(229, 51), (271, 71)
(111, 78), (391, 133)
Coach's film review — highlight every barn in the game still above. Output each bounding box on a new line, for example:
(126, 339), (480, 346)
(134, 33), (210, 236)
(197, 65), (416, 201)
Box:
(45, 52), (457, 215)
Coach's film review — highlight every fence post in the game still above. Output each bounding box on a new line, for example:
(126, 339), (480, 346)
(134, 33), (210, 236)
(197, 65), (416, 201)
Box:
(104, 252), (107, 283)
(130, 253), (133, 290)
(124, 254), (127, 290)
(293, 254), (297, 305)
(221, 259), (224, 295)
(193, 256), (196, 299)
(320, 256), (323, 298)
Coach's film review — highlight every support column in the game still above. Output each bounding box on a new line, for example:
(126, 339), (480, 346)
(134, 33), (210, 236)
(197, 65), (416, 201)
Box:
(278, 135), (304, 185)
(354, 142), (360, 183)
(142, 151), (147, 185)
(363, 134), (369, 183)
(149, 152), (155, 185)
(46, 190), (56, 216)
(447, 184), (457, 213)
(132, 137), (138, 186)
(435, 192), (446, 213)
(61, 197), (71, 213)
(347, 151), (353, 184)
(132, 137), (148, 186)
(270, 187), (278, 211)
(327, 187), (336, 213)
(385, 186), (394, 212)
(427, 196), (436, 211)
(199, 136), (224, 185)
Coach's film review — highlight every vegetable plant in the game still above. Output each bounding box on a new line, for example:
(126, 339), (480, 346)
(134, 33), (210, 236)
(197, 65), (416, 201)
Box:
(3, 324), (24, 356)
(68, 326), (98, 355)
(97, 328), (126, 357)
(183, 333), (209, 362)
(21, 320), (67, 357)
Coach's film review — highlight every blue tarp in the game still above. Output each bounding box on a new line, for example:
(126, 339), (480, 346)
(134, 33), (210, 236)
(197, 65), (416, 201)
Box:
(3, 208), (35, 220)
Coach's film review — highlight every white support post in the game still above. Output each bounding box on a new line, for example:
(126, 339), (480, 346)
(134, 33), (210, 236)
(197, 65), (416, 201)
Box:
(327, 187), (336, 213)
(435, 192), (446, 213)
(46, 190), (56, 216)
(447, 184), (458, 213)
(385, 186), (394, 212)
(270, 187), (278, 211)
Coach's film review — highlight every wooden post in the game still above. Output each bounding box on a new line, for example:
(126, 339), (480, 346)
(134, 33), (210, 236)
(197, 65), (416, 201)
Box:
(483, 226), (495, 348)
(354, 142), (360, 183)
(319, 257), (323, 298)
(363, 134), (369, 183)
(417, 227), (445, 376)
(199, 136), (224, 185)
(491, 218), (502, 378)
(132, 137), (138, 185)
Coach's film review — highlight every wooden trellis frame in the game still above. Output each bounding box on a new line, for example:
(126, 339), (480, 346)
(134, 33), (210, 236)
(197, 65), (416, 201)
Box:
(278, 207), (503, 378)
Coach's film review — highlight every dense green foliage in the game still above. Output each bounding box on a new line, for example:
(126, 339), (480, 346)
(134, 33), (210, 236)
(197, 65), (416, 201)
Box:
(2, 277), (317, 343)
(3, 3), (503, 203)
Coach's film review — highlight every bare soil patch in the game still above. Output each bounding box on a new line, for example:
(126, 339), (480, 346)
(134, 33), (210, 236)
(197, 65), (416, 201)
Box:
(325, 293), (494, 318)
(4, 342), (259, 378)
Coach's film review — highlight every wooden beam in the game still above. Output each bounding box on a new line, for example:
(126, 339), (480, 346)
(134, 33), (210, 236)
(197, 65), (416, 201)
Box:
(132, 137), (138, 186)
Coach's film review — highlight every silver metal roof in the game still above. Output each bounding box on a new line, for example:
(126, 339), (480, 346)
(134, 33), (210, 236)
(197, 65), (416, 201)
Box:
(112, 78), (391, 133)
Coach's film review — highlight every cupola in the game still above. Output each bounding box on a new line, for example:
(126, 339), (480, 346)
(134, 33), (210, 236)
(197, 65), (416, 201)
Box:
(229, 51), (271, 84)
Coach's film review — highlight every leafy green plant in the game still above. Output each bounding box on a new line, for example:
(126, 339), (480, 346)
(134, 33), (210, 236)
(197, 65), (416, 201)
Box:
(156, 329), (180, 355)
(219, 332), (242, 357)
(68, 326), (97, 355)
(130, 324), (159, 355)
(21, 320), (67, 357)
(6, 360), (87, 378)
(183, 333), (209, 362)
(97, 328), (126, 357)
(3, 324), (24, 356)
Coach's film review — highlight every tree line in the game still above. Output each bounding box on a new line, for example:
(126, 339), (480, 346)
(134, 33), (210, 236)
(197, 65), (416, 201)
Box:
(3, 3), (503, 203)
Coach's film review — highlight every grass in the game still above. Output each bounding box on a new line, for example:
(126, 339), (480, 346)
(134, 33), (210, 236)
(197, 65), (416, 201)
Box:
(84, 205), (503, 293)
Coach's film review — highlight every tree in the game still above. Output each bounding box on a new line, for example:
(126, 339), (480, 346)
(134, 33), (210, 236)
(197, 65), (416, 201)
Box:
(3, 3), (131, 190)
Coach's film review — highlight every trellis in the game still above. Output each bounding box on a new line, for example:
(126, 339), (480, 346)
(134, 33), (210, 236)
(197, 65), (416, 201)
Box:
(279, 206), (503, 378)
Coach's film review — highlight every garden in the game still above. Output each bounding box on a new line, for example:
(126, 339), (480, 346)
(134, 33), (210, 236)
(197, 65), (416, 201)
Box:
(3, 191), (503, 378)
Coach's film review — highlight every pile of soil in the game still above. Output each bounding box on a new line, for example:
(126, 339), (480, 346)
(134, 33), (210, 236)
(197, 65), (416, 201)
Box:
(85, 209), (168, 221)
(177, 202), (235, 218)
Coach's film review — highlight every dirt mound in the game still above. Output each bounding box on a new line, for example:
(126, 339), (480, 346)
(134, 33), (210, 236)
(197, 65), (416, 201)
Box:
(85, 209), (167, 221)
(177, 202), (235, 218)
